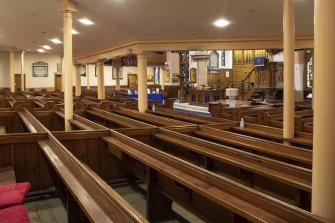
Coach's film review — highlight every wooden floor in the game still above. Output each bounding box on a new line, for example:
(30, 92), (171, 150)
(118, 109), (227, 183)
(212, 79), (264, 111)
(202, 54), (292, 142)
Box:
(113, 183), (205, 223)
(25, 198), (67, 223)
(25, 183), (204, 223)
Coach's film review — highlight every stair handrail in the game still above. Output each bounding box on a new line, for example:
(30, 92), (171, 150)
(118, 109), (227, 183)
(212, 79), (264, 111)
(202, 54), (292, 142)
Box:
(241, 67), (256, 100)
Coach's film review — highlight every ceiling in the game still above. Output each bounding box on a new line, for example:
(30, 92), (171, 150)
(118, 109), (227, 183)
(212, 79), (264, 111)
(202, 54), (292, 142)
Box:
(0, 0), (314, 57)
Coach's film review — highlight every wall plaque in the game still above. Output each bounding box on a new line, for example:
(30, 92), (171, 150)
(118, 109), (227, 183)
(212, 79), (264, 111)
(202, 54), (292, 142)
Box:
(32, 61), (48, 77)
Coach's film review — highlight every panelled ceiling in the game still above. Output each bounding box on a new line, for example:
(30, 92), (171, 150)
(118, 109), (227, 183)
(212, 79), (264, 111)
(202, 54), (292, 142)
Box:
(0, 0), (314, 56)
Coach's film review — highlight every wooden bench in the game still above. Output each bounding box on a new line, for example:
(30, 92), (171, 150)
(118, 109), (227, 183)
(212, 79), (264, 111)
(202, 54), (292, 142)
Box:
(33, 99), (57, 111)
(103, 130), (324, 223)
(0, 167), (16, 186)
(53, 107), (108, 130)
(39, 134), (147, 223)
(86, 107), (154, 128)
(114, 107), (192, 127)
(193, 126), (312, 167)
(17, 108), (47, 133)
(223, 123), (313, 148)
(146, 107), (232, 124)
(149, 128), (312, 207)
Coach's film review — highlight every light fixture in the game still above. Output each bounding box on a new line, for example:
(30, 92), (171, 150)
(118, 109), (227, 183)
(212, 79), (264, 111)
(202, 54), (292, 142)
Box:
(50, 38), (62, 44)
(37, 49), (46, 53)
(42, 45), (52, 50)
(72, 29), (79, 34)
(213, 19), (230, 28)
(79, 18), (94, 25)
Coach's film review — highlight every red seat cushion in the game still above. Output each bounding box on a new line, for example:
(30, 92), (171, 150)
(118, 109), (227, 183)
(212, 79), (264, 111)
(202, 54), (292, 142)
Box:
(0, 182), (31, 209)
(0, 205), (29, 223)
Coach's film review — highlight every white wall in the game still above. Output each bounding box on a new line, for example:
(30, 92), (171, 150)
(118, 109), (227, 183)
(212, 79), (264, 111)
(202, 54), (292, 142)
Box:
(0, 52), (11, 88)
(80, 65), (157, 87)
(273, 51), (284, 62)
(0, 51), (61, 89)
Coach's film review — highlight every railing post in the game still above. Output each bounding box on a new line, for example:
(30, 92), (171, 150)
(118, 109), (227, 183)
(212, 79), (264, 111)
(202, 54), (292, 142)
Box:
(241, 80), (244, 100)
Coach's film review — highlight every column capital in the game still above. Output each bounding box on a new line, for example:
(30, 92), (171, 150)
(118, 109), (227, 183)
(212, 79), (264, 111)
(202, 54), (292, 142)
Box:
(137, 53), (148, 59)
(60, 0), (77, 13)
(96, 59), (106, 65)
(112, 59), (122, 67)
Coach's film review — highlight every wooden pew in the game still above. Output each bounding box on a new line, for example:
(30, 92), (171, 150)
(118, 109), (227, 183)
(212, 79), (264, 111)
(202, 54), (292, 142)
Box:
(209, 122), (313, 148)
(17, 108), (48, 133)
(85, 107), (154, 129)
(103, 130), (324, 223)
(50, 107), (109, 130)
(114, 107), (192, 127)
(39, 134), (147, 223)
(146, 108), (233, 124)
(148, 128), (312, 207)
(33, 99), (57, 111)
(192, 126), (312, 167)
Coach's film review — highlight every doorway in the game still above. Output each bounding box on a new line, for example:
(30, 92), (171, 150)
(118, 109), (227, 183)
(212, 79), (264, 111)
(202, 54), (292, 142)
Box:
(14, 74), (25, 91)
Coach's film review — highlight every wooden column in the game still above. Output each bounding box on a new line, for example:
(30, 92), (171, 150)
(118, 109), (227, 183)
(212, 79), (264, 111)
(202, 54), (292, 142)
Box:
(283, 0), (295, 141)
(86, 64), (90, 90)
(115, 66), (121, 91)
(312, 0), (335, 221)
(97, 59), (105, 100)
(9, 47), (15, 93)
(61, 0), (77, 131)
(137, 53), (148, 113)
(21, 51), (25, 91)
(74, 64), (81, 97)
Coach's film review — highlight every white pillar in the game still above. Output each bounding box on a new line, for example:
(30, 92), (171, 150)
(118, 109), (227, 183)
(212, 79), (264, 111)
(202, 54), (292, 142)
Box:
(61, 2), (76, 131)
(61, 56), (65, 92)
(294, 51), (305, 102)
(283, 0), (295, 141)
(312, 0), (335, 222)
(160, 67), (165, 90)
(97, 60), (105, 99)
(9, 47), (15, 93)
(137, 53), (148, 112)
(21, 51), (25, 91)
(75, 64), (81, 97)
(86, 64), (90, 90)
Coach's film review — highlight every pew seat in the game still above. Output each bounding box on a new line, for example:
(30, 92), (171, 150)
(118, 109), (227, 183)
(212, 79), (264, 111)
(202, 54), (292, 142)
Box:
(0, 205), (29, 223)
(0, 167), (16, 186)
(0, 126), (6, 134)
(0, 182), (31, 209)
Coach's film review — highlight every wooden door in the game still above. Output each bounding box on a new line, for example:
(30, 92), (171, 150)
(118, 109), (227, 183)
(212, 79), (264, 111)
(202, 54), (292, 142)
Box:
(14, 74), (25, 91)
(55, 74), (62, 92)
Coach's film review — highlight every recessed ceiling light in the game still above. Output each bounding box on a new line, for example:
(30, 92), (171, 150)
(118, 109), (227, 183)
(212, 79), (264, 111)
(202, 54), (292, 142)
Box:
(307, 50), (311, 53)
(42, 45), (52, 50)
(50, 38), (62, 44)
(72, 29), (79, 34)
(214, 19), (230, 28)
(79, 18), (94, 25)
(37, 49), (45, 53)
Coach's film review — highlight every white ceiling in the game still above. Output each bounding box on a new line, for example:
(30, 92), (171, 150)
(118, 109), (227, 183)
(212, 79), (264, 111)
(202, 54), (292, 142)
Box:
(0, 0), (314, 57)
